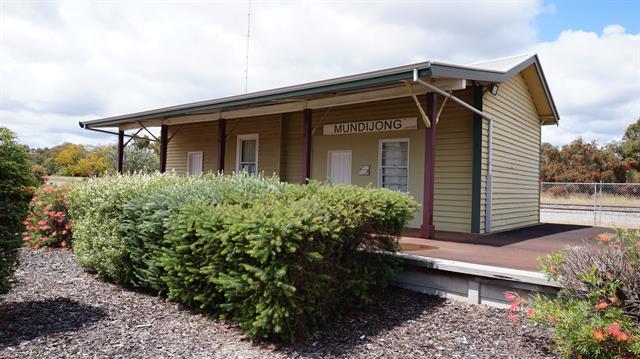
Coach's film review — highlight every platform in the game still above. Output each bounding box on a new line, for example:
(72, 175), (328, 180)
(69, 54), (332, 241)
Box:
(392, 224), (607, 307)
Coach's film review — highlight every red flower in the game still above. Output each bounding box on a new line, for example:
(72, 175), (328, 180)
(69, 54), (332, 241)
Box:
(596, 233), (612, 242)
(595, 300), (608, 310)
(526, 307), (535, 318)
(33, 242), (41, 249)
(592, 327), (607, 342)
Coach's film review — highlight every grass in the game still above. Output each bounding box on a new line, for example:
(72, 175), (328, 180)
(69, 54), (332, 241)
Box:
(46, 176), (87, 186)
(541, 193), (640, 208)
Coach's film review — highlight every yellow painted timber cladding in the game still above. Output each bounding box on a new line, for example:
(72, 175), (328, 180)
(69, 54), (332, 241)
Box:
(166, 121), (218, 174)
(311, 94), (474, 231)
(162, 75), (542, 234)
(483, 73), (541, 232)
(165, 91), (476, 232)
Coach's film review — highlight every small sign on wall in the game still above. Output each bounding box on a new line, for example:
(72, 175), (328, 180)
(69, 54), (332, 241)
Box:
(358, 165), (370, 176)
(323, 117), (417, 136)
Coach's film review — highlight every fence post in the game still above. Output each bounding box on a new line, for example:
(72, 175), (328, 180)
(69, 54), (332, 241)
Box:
(593, 182), (597, 226)
(598, 181), (603, 224)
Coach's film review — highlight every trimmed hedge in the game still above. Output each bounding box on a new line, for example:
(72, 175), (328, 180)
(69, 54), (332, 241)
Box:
(1, 127), (38, 295)
(70, 173), (416, 341)
(68, 174), (180, 283)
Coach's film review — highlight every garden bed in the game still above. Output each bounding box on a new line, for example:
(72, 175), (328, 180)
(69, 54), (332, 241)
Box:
(0, 249), (559, 358)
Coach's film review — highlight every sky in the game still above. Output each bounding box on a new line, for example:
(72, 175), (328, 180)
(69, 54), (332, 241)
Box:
(0, 0), (639, 149)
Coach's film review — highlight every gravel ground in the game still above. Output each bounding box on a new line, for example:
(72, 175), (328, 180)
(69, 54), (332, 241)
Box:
(0, 249), (559, 358)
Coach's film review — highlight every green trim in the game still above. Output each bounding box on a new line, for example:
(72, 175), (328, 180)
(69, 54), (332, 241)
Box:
(471, 85), (483, 233)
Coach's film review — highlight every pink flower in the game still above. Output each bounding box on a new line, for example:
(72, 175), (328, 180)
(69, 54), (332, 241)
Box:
(606, 323), (630, 342)
(504, 291), (518, 302)
(38, 219), (47, 226)
(507, 314), (518, 322)
(23, 236), (31, 242)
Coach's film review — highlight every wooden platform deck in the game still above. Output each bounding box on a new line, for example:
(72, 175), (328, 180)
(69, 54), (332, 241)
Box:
(399, 223), (607, 272)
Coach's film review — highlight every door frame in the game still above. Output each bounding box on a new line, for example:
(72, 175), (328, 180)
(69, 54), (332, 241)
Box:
(327, 150), (352, 184)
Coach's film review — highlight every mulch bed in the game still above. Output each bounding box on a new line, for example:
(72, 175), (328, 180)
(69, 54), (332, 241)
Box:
(0, 249), (559, 358)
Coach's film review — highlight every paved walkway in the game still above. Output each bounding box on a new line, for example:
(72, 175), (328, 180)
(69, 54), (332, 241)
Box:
(400, 224), (607, 271)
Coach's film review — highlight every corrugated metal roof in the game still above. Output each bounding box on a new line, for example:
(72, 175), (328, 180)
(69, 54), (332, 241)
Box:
(466, 54), (533, 72)
(81, 54), (559, 128)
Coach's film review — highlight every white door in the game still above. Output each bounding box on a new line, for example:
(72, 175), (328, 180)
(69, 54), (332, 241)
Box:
(187, 151), (203, 176)
(328, 150), (352, 184)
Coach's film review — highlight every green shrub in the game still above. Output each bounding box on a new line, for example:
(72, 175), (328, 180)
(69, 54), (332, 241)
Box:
(0, 127), (38, 294)
(68, 173), (179, 283)
(69, 173), (416, 341)
(23, 184), (73, 249)
(509, 229), (640, 358)
(121, 173), (283, 292)
(159, 181), (413, 341)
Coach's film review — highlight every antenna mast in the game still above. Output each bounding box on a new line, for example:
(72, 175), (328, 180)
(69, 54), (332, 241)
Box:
(244, 0), (251, 94)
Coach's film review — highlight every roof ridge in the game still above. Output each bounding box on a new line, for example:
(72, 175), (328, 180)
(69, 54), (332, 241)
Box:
(467, 53), (534, 67)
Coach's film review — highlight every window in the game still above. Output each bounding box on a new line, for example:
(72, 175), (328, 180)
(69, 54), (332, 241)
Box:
(236, 134), (258, 175)
(379, 139), (409, 192)
(187, 151), (203, 176)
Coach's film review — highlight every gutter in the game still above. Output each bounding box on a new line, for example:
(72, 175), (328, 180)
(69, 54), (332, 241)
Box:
(80, 123), (159, 142)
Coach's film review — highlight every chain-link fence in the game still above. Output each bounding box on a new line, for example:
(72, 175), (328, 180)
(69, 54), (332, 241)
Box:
(540, 182), (640, 228)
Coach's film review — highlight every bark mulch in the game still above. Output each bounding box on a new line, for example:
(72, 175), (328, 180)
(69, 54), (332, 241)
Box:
(0, 249), (559, 358)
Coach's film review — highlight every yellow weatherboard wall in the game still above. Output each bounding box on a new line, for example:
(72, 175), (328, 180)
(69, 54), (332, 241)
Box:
(166, 121), (218, 174)
(311, 94), (474, 231)
(163, 80), (545, 235)
(484, 73), (541, 232)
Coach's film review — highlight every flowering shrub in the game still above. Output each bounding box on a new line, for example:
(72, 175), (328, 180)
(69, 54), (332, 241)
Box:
(23, 184), (73, 249)
(507, 229), (640, 358)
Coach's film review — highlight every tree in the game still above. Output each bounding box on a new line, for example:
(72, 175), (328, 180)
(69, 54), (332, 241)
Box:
(30, 146), (58, 175)
(541, 138), (633, 183)
(107, 137), (160, 174)
(620, 118), (640, 164)
(0, 127), (38, 294)
(52, 143), (87, 176)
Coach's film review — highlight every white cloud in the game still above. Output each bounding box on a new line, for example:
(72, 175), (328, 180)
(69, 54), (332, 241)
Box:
(0, 1), (637, 149)
(536, 25), (640, 146)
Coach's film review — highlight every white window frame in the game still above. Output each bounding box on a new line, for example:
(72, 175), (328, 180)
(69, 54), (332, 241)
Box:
(378, 138), (410, 192)
(236, 133), (259, 174)
(186, 151), (203, 176)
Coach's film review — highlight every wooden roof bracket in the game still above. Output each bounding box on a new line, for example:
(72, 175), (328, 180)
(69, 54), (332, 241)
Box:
(137, 121), (160, 142)
(412, 69), (498, 123)
(123, 128), (143, 147)
(403, 80), (431, 128)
